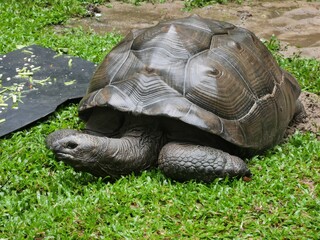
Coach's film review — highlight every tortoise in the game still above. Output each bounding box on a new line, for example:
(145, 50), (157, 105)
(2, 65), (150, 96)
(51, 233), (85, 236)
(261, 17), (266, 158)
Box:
(46, 15), (304, 183)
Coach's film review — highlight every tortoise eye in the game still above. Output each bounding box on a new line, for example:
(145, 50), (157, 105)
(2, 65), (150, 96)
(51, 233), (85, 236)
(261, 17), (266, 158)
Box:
(66, 141), (78, 149)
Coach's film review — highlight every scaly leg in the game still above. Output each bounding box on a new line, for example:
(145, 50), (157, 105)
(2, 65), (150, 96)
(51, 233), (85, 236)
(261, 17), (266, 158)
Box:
(158, 142), (251, 183)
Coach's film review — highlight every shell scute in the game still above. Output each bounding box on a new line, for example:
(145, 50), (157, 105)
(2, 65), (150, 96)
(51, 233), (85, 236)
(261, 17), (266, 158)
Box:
(185, 49), (256, 119)
(80, 15), (301, 150)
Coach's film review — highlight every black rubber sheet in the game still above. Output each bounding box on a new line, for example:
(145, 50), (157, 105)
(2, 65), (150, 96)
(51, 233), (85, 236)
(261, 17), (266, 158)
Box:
(0, 45), (96, 137)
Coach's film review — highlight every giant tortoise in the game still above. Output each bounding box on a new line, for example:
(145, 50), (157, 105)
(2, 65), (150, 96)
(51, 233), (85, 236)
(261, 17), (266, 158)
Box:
(46, 15), (304, 182)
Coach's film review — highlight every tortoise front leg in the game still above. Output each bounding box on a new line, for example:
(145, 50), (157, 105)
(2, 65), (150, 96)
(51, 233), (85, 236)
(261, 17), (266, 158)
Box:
(46, 127), (163, 179)
(158, 143), (251, 183)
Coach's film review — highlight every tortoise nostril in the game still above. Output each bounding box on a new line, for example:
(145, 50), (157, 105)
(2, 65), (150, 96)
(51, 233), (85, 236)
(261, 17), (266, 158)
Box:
(66, 141), (78, 149)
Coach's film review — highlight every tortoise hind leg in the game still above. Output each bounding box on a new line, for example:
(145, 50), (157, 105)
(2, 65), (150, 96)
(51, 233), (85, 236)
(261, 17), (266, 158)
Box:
(158, 143), (251, 183)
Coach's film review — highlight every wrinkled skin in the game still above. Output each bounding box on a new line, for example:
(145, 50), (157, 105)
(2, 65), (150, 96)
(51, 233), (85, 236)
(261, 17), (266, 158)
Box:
(47, 116), (252, 182)
(47, 98), (304, 182)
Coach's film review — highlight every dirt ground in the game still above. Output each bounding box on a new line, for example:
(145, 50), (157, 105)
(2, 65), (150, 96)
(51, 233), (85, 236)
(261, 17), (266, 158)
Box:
(286, 92), (320, 139)
(70, 0), (320, 60)
(67, 0), (320, 138)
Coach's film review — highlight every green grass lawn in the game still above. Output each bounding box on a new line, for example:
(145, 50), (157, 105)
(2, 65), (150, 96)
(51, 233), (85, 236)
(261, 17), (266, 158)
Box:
(1, 0), (320, 239)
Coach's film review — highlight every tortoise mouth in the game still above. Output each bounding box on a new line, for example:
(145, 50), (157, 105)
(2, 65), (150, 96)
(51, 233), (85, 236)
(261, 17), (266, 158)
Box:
(56, 152), (73, 160)
(55, 152), (85, 169)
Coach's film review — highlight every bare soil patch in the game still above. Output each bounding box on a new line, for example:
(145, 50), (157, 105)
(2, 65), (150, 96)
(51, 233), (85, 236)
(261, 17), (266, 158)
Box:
(287, 92), (320, 139)
(68, 0), (320, 59)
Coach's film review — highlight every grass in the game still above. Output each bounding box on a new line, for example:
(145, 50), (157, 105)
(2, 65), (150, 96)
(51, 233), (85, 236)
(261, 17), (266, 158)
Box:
(0, 0), (121, 62)
(265, 36), (320, 94)
(0, 0), (320, 239)
(183, 0), (242, 11)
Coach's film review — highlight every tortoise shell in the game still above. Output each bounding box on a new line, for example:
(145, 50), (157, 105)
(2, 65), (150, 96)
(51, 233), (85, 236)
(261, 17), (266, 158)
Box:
(79, 15), (301, 150)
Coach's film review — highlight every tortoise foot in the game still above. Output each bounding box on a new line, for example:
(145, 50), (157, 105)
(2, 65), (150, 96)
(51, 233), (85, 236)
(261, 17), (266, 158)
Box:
(158, 142), (251, 183)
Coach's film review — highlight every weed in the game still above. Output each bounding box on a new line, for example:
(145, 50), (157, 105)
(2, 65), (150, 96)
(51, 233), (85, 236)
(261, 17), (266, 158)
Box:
(184, 0), (242, 11)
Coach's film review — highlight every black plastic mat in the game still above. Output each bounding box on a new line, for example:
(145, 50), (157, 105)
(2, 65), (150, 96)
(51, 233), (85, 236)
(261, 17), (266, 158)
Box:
(0, 45), (96, 137)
